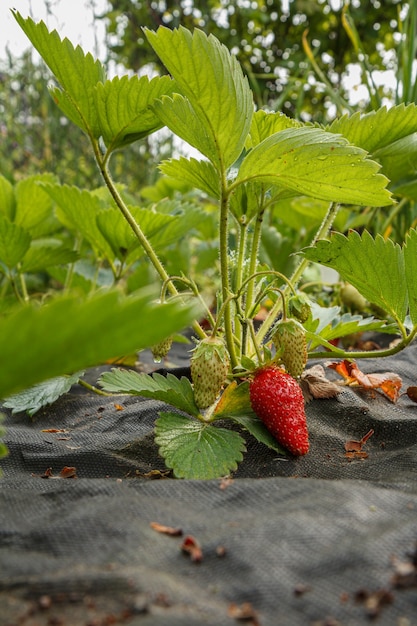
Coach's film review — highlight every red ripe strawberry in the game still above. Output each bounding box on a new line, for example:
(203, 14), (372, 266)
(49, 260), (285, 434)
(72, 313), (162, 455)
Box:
(249, 366), (309, 456)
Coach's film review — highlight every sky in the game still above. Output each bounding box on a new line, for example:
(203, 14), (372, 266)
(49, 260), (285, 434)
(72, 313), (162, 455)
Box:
(1, 0), (108, 60)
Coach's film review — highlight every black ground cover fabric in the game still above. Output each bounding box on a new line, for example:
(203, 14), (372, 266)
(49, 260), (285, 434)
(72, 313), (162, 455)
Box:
(1, 340), (417, 625)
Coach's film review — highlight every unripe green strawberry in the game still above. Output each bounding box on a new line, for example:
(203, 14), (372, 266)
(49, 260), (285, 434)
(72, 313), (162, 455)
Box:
(288, 293), (312, 323)
(250, 366), (309, 456)
(272, 318), (307, 378)
(151, 336), (173, 362)
(190, 336), (230, 409)
(339, 282), (367, 313)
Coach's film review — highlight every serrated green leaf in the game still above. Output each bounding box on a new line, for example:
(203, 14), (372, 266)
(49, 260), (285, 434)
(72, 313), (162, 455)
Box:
(3, 371), (83, 416)
(302, 231), (408, 323)
(13, 11), (105, 136)
(159, 157), (221, 199)
(15, 174), (57, 236)
(20, 242), (79, 272)
(42, 184), (115, 261)
(404, 228), (417, 325)
(328, 105), (417, 186)
(155, 411), (246, 479)
(373, 133), (417, 184)
(148, 200), (208, 251)
(305, 305), (392, 350)
(0, 289), (199, 398)
(152, 94), (220, 165)
(237, 127), (392, 206)
(94, 74), (175, 151)
(0, 215), (31, 269)
(231, 414), (286, 454)
(0, 175), (15, 220)
(391, 178), (417, 201)
(213, 380), (251, 418)
(96, 206), (174, 263)
(99, 370), (199, 417)
(246, 110), (303, 148)
(145, 26), (253, 169)
(328, 104), (417, 156)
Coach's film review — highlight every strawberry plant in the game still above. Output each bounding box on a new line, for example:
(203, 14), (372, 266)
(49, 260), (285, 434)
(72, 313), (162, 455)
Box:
(5, 10), (417, 478)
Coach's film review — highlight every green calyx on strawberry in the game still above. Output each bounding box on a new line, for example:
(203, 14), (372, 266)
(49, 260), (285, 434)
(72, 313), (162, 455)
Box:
(190, 335), (230, 409)
(272, 318), (307, 378)
(288, 293), (312, 323)
(249, 365), (309, 456)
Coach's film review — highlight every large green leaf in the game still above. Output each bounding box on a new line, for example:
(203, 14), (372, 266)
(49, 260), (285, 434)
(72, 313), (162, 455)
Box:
(404, 228), (417, 325)
(0, 215), (31, 269)
(246, 110), (302, 148)
(145, 26), (253, 169)
(301, 230), (408, 323)
(0, 175), (15, 221)
(152, 93), (220, 166)
(0, 289), (198, 398)
(3, 371), (83, 416)
(96, 206), (173, 263)
(155, 412), (246, 479)
(14, 174), (57, 236)
(372, 133), (417, 185)
(20, 241), (79, 273)
(42, 184), (115, 261)
(328, 104), (417, 156)
(236, 127), (392, 206)
(13, 11), (105, 137)
(94, 75), (175, 151)
(99, 370), (199, 417)
(328, 105), (417, 186)
(305, 307), (393, 351)
(159, 157), (221, 199)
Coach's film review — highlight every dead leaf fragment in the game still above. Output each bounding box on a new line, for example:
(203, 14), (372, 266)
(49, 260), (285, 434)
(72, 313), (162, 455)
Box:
(344, 429), (374, 452)
(59, 466), (77, 479)
(300, 365), (341, 402)
(354, 588), (394, 618)
(344, 429), (374, 459)
(181, 535), (203, 563)
(391, 547), (417, 589)
(40, 467), (54, 479)
(406, 386), (417, 403)
(219, 476), (234, 490)
(327, 359), (402, 402)
(150, 522), (183, 537)
(228, 602), (260, 625)
(41, 429), (68, 433)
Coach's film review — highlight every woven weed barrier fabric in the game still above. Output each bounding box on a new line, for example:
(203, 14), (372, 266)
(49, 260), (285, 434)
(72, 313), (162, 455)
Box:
(1, 341), (417, 626)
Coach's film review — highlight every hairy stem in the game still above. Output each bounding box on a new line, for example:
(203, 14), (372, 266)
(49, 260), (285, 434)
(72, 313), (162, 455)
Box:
(93, 142), (206, 339)
(308, 324), (417, 361)
(219, 179), (238, 368)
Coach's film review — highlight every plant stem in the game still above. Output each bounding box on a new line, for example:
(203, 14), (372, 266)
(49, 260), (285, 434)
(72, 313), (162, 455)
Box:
(308, 324), (417, 361)
(78, 378), (115, 396)
(219, 179), (238, 368)
(93, 142), (206, 339)
(234, 218), (248, 349)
